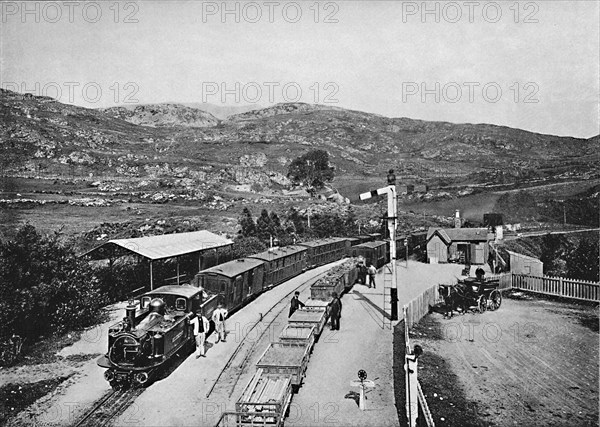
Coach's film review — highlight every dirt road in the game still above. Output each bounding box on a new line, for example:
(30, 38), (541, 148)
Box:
(411, 293), (599, 426)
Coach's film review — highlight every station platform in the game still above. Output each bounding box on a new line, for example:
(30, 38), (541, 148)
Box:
(286, 259), (465, 427)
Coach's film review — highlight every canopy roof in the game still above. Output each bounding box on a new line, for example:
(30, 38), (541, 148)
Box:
(83, 230), (233, 261)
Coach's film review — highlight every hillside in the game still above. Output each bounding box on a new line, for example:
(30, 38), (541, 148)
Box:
(1, 88), (598, 203)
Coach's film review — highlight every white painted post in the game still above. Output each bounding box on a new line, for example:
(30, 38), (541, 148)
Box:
(405, 351), (419, 426)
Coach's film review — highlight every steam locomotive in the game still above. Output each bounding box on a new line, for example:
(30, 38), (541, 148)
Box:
(97, 236), (388, 389)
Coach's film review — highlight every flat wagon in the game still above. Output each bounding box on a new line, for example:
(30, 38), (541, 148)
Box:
(236, 368), (293, 427)
(288, 308), (327, 336)
(256, 341), (311, 389)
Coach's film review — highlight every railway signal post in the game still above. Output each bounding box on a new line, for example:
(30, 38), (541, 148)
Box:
(359, 177), (398, 321)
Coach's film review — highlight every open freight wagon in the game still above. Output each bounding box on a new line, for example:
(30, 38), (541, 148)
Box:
(235, 368), (293, 427)
(256, 341), (311, 390)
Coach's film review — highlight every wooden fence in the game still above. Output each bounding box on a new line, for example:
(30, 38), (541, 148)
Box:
(511, 274), (600, 302)
(404, 284), (440, 331)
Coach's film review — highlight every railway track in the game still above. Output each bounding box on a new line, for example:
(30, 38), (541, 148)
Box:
(206, 269), (332, 399)
(73, 388), (144, 427)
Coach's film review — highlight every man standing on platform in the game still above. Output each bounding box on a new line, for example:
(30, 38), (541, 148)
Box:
(212, 303), (228, 343)
(329, 292), (342, 330)
(368, 264), (377, 288)
(289, 291), (305, 317)
(190, 309), (209, 358)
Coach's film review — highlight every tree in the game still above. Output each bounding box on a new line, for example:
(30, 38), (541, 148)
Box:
(229, 236), (267, 259)
(255, 209), (274, 242)
(566, 237), (599, 282)
(269, 211), (284, 238)
(286, 207), (305, 236)
(238, 207), (256, 237)
(540, 234), (568, 276)
(0, 224), (105, 342)
(287, 149), (334, 189)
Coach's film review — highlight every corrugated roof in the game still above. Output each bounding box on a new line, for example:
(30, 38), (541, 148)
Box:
(198, 258), (265, 278)
(84, 230), (233, 261)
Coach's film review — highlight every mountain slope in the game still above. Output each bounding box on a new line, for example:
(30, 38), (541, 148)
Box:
(1, 90), (598, 191)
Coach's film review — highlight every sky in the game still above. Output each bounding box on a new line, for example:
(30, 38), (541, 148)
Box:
(1, 0), (599, 138)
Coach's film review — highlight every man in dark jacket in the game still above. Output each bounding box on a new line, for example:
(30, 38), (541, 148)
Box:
(289, 291), (305, 317)
(329, 292), (342, 330)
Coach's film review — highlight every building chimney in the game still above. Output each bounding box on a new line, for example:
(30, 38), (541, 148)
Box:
(454, 210), (461, 228)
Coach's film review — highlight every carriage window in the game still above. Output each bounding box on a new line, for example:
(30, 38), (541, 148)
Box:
(175, 298), (187, 311)
(141, 296), (151, 309)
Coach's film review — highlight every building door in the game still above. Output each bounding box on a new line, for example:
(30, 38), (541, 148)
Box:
(457, 244), (471, 264)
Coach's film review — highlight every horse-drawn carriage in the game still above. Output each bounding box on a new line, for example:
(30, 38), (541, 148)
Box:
(439, 276), (502, 317)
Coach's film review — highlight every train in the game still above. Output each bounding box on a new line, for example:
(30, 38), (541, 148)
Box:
(97, 236), (387, 389)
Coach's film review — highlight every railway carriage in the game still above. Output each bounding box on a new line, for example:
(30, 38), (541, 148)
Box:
(194, 258), (266, 313)
(247, 245), (307, 288)
(354, 240), (388, 269)
(298, 237), (348, 268)
(98, 285), (209, 389)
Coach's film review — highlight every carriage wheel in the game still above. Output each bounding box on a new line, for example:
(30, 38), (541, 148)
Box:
(477, 295), (487, 314)
(488, 290), (502, 311)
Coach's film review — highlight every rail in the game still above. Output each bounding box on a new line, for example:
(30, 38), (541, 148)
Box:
(511, 274), (600, 301)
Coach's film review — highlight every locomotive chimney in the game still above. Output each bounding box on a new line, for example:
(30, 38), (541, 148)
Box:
(125, 305), (136, 329)
(454, 210), (461, 229)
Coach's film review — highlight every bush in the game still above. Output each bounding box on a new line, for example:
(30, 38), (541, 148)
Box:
(0, 225), (106, 342)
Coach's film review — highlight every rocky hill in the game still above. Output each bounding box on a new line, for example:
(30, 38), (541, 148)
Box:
(102, 104), (219, 128)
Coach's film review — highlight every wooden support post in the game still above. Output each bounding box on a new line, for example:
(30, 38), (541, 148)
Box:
(150, 260), (154, 290)
(177, 257), (180, 285)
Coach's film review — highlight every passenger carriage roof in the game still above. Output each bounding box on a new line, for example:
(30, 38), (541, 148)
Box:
(355, 240), (388, 249)
(297, 237), (348, 248)
(248, 245), (307, 261)
(144, 285), (202, 299)
(198, 258), (265, 278)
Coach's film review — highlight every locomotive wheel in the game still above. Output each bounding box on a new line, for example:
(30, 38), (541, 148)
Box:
(477, 295), (487, 314)
(488, 290), (502, 311)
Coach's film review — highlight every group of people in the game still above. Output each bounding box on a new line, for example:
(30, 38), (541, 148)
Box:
(189, 303), (228, 358)
(357, 261), (378, 288)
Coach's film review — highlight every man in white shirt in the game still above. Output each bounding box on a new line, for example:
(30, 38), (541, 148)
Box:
(190, 309), (209, 358)
(212, 303), (228, 343)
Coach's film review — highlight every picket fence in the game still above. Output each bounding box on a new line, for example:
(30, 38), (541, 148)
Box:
(511, 274), (599, 302)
